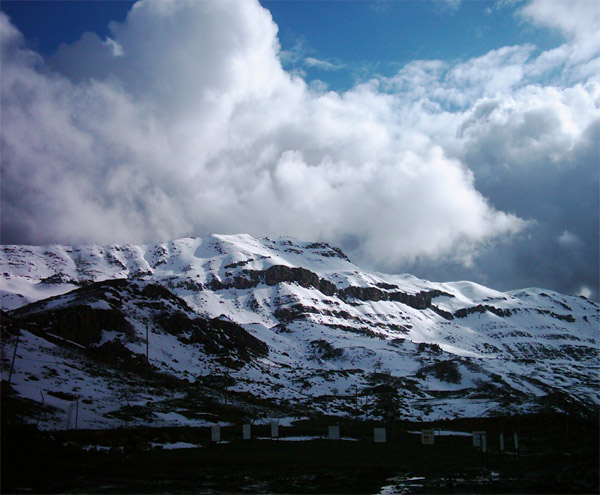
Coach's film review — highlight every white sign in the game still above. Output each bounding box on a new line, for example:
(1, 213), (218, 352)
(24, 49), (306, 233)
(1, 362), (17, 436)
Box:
(421, 429), (434, 445)
(473, 431), (486, 448)
(328, 425), (340, 440)
(211, 425), (220, 443)
(243, 424), (251, 440)
(271, 421), (279, 439)
(374, 427), (386, 443)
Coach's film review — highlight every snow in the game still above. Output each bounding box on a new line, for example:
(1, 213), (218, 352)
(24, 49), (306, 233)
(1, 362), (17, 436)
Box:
(255, 435), (358, 442)
(150, 441), (202, 450)
(1, 233), (598, 429)
(407, 430), (472, 437)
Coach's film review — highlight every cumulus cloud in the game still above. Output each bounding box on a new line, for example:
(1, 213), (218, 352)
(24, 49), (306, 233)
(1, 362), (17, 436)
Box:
(0, 0), (523, 267)
(520, 0), (600, 42)
(0, 0), (598, 299)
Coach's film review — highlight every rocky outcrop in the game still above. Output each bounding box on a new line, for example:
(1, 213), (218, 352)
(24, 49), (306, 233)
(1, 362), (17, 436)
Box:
(264, 265), (319, 288)
(430, 305), (454, 320)
(340, 286), (452, 311)
(213, 264), (454, 312)
(13, 306), (133, 347)
(454, 305), (512, 318)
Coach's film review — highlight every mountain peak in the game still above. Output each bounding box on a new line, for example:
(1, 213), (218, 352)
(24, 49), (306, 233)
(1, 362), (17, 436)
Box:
(1, 234), (598, 429)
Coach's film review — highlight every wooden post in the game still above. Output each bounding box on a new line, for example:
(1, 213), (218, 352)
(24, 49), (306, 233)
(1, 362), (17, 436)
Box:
(242, 424), (251, 441)
(75, 399), (79, 430)
(374, 427), (386, 443)
(37, 390), (45, 428)
(8, 333), (21, 385)
(329, 425), (340, 441)
(480, 432), (488, 463)
(211, 425), (221, 443)
(146, 323), (149, 363)
(271, 421), (279, 440)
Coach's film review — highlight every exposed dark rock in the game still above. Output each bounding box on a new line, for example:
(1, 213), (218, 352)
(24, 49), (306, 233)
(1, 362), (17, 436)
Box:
(376, 282), (399, 290)
(310, 339), (344, 360)
(318, 279), (338, 296)
(205, 317), (269, 367)
(535, 308), (576, 322)
(430, 305), (454, 320)
(209, 277), (224, 290)
(417, 360), (462, 384)
(305, 242), (351, 261)
(230, 270), (261, 289)
(156, 311), (191, 336)
(273, 303), (321, 322)
(39, 273), (78, 286)
(207, 264), (454, 315)
(417, 342), (442, 354)
(19, 306), (132, 346)
(224, 258), (254, 269)
(454, 304), (512, 318)
(388, 291), (429, 309)
(265, 265), (319, 289)
(341, 286), (387, 302)
(340, 286), (452, 311)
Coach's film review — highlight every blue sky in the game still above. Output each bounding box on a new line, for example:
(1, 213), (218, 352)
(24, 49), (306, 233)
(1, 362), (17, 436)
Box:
(1, 0), (598, 300)
(267, 0), (563, 89)
(2, 0), (563, 90)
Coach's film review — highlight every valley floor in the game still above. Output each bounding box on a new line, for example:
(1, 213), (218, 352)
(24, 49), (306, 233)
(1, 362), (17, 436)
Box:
(2, 415), (598, 494)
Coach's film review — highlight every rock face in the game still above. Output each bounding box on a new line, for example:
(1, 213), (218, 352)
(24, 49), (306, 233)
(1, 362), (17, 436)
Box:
(20, 306), (130, 347)
(0, 233), (598, 430)
(215, 263), (452, 311)
(9, 278), (269, 370)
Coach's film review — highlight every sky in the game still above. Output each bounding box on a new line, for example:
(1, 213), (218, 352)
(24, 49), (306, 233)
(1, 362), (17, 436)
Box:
(0, 0), (598, 301)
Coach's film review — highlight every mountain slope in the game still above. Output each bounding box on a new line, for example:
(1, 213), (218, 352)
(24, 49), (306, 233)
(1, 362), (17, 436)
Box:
(1, 234), (598, 429)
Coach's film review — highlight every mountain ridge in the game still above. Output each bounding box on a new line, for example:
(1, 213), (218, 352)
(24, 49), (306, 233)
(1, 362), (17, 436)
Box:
(1, 234), (598, 429)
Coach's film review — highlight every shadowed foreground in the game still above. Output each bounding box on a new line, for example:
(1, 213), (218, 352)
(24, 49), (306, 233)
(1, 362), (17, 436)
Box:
(2, 415), (598, 494)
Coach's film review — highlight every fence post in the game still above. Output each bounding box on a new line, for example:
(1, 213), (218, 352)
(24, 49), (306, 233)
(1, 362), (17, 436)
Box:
(211, 425), (221, 443)
(8, 333), (21, 385)
(243, 424), (251, 440)
(329, 425), (340, 441)
(374, 427), (386, 443)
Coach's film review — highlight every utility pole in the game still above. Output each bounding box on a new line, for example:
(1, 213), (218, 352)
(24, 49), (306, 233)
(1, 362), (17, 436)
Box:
(225, 369), (230, 406)
(8, 333), (21, 385)
(37, 391), (45, 428)
(146, 322), (149, 363)
(75, 399), (79, 430)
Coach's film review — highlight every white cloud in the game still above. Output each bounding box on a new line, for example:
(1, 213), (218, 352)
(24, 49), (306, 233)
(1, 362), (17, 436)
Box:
(1, 0), (598, 299)
(0, 0), (526, 269)
(304, 56), (345, 71)
(557, 230), (584, 249)
(520, 0), (600, 42)
(103, 37), (124, 57)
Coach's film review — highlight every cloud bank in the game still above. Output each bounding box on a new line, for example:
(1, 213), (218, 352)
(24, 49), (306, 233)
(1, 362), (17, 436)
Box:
(1, 0), (598, 298)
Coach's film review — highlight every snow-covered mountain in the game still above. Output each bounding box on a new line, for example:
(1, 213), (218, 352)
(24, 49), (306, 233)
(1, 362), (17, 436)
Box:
(1, 234), (598, 429)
